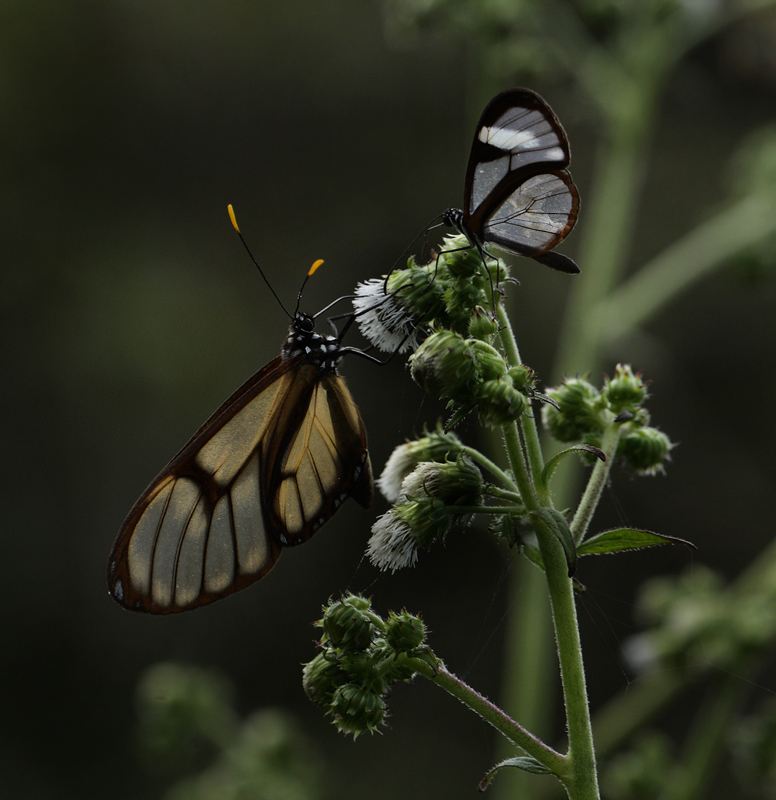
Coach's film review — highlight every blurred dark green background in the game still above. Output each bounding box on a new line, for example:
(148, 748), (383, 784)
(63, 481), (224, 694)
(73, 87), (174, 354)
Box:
(4, 1), (776, 798)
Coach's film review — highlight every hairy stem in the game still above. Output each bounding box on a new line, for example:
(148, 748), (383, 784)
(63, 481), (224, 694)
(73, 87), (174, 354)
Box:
(419, 660), (567, 777)
(570, 422), (622, 545)
(532, 517), (600, 800)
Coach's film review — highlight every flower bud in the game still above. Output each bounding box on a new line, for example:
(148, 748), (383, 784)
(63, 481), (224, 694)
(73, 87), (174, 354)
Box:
(439, 234), (486, 279)
(604, 364), (649, 415)
(477, 377), (527, 426)
(542, 377), (603, 442)
(367, 460), (483, 572)
(302, 652), (348, 709)
(386, 258), (447, 323)
(330, 683), (387, 737)
(366, 508), (419, 572)
(409, 330), (477, 402)
(508, 365), (536, 395)
(385, 611), (427, 654)
(321, 595), (380, 652)
(337, 650), (390, 694)
(470, 340), (507, 381)
(376, 429), (463, 503)
(393, 496), (450, 548)
(352, 276), (421, 354)
(618, 426), (673, 475)
(468, 305), (499, 338)
(401, 459), (483, 508)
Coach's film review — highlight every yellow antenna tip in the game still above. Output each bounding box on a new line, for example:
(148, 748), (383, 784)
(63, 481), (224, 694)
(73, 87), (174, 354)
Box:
(308, 258), (324, 277)
(227, 204), (240, 233)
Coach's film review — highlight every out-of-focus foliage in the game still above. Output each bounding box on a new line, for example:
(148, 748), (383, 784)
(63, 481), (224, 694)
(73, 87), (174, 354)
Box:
(137, 663), (322, 800)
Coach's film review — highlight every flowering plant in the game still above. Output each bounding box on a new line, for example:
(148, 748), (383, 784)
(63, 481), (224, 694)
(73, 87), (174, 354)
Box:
(303, 240), (681, 800)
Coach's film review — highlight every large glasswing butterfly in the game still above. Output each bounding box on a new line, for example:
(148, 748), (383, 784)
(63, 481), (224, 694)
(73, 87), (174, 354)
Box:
(107, 209), (373, 614)
(442, 88), (580, 274)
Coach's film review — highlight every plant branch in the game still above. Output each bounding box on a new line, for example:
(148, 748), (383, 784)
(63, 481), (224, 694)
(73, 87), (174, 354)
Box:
(570, 422), (622, 545)
(418, 660), (568, 778)
(461, 444), (519, 493)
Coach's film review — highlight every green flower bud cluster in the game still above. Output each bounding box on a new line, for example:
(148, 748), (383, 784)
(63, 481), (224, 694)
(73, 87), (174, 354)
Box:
(409, 330), (536, 427)
(386, 235), (509, 334)
(303, 595), (437, 738)
(542, 365), (673, 475)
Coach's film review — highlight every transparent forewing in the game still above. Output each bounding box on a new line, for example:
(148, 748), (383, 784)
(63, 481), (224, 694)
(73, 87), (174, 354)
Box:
(108, 352), (373, 613)
(107, 358), (294, 613)
(268, 367), (372, 545)
(466, 90), (570, 218)
(481, 172), (579, 257)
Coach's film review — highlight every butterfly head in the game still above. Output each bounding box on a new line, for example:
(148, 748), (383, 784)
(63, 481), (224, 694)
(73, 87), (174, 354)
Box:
(282, 312), (341, 373)
(441, 208), (466, 236)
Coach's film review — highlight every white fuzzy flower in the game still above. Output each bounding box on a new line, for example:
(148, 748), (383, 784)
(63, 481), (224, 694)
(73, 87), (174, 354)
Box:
(352, 278), (420, 353)
(377, 441), (425, 503)
(366, 509), (420, 572)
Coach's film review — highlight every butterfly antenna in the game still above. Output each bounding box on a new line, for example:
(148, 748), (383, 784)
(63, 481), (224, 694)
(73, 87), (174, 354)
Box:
(228, 204), (293, 320)
(295, 258), (324, 315)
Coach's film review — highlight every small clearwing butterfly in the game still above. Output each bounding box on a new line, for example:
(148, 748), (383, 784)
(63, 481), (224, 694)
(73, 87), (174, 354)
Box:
(107, 208), (373, 614)
(442, 88), (580, 275)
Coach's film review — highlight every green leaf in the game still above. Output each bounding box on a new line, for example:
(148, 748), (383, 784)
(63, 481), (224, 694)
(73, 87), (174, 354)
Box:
(523, 544), (544, 570)
(578, 528), (697, 556)
(479, 756), (553, 790)
(531, 508), (577, 576)
(532, 391), (560, 410)
(540, 444), (605, 489)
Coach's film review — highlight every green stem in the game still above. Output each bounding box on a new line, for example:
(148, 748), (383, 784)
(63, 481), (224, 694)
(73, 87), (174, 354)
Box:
(497, 300), (523, 367)
(533, 517), (600, 800)
(497, 32), (666, 800)
(502, 421), (538, 513)
(570, 422), (622, 545)
(483, 485), (523, 503)
(448, 504), (524, 516)
(461, 445), (519, 492)
(419, 661), (567, 778)
(497, 303), (546, 490)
